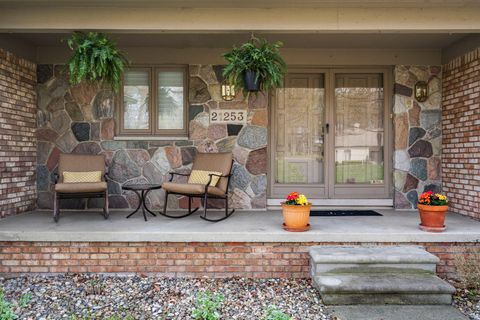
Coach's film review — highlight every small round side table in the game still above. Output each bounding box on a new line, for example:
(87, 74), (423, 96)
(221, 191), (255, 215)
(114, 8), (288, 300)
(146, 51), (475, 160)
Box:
(122, 183), (162, 221)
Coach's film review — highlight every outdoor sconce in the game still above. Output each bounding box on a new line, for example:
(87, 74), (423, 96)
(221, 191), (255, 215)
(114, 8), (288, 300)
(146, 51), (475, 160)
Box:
(414, 81), (428, 102)
(221, 82), (236, 101)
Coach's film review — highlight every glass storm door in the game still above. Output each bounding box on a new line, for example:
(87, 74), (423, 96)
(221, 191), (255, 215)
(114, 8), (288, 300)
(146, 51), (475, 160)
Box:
(271, 73), (326, 198)
(271, 69), (391, 200)
(330, 72), (390, 198)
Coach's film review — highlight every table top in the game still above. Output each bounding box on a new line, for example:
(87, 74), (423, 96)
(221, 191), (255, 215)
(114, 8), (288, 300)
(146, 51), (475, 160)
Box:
(122, 183), (162, 191)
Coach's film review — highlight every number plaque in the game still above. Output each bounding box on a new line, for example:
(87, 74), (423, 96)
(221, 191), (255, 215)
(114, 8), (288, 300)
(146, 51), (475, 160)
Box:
(210, 110), (247, 124)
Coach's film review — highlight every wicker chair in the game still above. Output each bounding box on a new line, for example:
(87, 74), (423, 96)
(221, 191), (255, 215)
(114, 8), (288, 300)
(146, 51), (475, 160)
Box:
(160, 152), (235, 222)
(53, 154), (109, 222)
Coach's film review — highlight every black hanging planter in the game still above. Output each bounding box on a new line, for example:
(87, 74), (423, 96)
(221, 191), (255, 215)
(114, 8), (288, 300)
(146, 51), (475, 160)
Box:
(243, 70), (261, 92)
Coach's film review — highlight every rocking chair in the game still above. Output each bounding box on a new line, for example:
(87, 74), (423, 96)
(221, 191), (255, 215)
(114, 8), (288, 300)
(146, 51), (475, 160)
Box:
(160, 152), (235, 222)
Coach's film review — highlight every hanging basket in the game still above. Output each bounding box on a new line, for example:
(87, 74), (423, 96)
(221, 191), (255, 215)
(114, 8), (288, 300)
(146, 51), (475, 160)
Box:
(243, 70), (261, 92)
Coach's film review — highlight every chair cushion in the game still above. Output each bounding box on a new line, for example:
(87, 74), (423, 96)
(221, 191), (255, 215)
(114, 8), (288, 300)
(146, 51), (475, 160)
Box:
(55, 182), (107, 193)
(162, 182), (225, 197)
(192, 153), (233, 192)
(63, 171), (102, 183)
(187, 170), (222, 186)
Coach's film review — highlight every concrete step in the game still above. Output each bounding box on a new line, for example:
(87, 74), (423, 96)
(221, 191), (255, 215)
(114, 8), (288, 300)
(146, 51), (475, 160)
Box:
(327, 305), (468, 320)
(309, 245), (439, 274)
(313, 273), (456, 305)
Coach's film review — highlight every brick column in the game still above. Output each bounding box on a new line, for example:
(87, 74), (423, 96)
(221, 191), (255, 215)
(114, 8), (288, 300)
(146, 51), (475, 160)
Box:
(442, 48), (480, 220)
(0, 48), (37, 217)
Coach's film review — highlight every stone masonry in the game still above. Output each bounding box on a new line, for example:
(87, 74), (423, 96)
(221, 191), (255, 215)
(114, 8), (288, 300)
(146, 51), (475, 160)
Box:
(393, 66), (443, 209)
(36, 64), (268, 210)
(0, 48), (37, 217)
(442, 48), (480, 220)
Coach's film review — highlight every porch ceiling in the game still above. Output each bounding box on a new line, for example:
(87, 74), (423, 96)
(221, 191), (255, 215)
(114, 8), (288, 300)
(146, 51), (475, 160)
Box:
(0, 209), (479, 243)
(2, 32), (469, 49)
(1, 0), (479, 8)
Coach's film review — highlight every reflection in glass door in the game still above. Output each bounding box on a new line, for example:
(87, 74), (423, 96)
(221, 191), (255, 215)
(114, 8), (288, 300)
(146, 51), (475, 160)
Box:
(272, 74), (326, 198)
(271, 70), (390, 200)
(334, 74), (385, 186)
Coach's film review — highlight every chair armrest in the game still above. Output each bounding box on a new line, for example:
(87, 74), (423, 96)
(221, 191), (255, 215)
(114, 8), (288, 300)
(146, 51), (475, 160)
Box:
(208, 173), (231, 178)
(204, 173), (231, 191)
(104, 172), (111, 181)
(168, 171), (191, 182)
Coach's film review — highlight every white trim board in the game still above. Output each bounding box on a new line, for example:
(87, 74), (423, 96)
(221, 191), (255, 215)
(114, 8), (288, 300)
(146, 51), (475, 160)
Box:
(267, 198), (393, 206)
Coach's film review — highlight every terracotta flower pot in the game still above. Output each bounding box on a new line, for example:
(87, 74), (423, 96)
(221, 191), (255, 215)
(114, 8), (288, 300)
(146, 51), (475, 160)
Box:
(417, 203), (448, 232)
(281, 203), (311, 232)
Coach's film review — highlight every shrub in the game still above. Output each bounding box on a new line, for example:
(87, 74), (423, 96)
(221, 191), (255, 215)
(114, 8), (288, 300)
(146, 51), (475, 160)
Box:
(262, 306), (291, 320)
(191, 291), (224, 320)
(18, 293), (32, 308)
(0, 289), (16, 320)
(454, 249), (480, 295)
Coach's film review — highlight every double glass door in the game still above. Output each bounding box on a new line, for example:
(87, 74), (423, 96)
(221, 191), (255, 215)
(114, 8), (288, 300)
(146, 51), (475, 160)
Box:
(270, 69), (391, 199)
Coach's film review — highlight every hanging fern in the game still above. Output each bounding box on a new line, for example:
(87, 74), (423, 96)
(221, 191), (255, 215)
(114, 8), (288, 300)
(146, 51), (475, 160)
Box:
(67, 32), (128, 92)
(222, 38), (287, 93)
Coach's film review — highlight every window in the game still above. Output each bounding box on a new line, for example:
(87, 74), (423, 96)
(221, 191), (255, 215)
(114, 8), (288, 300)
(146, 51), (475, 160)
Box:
(119, 66), (187, 136)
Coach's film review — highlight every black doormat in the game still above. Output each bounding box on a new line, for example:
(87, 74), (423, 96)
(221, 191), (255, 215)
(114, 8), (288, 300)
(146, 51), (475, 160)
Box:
(310, 210), (382, 217)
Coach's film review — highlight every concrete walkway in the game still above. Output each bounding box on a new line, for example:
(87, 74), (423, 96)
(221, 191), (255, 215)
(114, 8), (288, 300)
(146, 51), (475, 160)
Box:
(328, 305), (468, 320)
(0, 209), (479, 242)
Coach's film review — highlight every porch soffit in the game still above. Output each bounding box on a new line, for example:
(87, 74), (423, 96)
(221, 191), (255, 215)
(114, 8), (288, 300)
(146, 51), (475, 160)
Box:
(1, 6), (480, 32)
(1, 0), (480, 8)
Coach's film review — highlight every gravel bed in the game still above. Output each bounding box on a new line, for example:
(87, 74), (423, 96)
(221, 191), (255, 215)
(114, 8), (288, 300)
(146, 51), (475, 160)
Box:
(453, 288), (480, 320)
(0, 275), (333, 320)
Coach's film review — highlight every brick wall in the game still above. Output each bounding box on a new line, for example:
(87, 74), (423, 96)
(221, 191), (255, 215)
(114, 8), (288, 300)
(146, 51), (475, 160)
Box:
(442, 48), (480, 220)
(0, 48), (37, 217)
(0, 241), (479, 280)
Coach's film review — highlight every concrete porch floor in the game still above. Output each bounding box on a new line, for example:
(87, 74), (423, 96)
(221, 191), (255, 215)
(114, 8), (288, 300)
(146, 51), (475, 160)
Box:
(0, 209), (479, 243)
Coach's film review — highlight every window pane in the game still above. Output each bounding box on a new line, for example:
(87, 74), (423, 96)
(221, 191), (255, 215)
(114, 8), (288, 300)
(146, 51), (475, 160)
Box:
(335, 73), (384, 184)
(123, 70), (149, 130)
(157, 71), (184, 130)
(275, 74), (325, 184)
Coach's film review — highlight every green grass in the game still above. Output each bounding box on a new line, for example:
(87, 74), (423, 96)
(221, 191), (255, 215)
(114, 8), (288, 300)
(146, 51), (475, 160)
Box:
(336, 161), (384, 184)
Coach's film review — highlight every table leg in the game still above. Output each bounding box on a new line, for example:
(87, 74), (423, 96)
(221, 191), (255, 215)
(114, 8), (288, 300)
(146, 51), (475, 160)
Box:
(126, 190), (142, 219)
(140, 190), (148, 221)
(143, 189), (157, 217)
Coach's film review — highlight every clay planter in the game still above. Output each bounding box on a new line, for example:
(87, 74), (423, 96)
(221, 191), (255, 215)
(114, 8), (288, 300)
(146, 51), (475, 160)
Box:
(281, 203), (312, 232)
(417, 204), (448, 232)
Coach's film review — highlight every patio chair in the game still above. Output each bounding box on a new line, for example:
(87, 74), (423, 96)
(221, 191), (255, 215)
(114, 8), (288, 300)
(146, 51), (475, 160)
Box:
(52, 154), (109, 222)
(160, 152), (235, 222)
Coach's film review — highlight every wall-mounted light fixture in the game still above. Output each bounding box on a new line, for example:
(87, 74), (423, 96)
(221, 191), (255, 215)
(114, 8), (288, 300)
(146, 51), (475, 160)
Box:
(414, 81), (428, 102)
(221, 82), (236, 101)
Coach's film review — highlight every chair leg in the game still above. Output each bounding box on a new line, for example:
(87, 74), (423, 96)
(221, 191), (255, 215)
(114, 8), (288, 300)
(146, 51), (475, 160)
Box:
(53, 193), (59, 223)
(158, 192), (197, 219)
(103, 191), (109, 219)
(200, 195), (235, 223)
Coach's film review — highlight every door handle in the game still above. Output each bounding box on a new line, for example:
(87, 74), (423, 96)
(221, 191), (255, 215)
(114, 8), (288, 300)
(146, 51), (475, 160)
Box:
(325, 123), (329, 134)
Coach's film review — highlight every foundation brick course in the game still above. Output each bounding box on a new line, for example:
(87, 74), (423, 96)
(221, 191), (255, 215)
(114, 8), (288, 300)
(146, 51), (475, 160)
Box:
(0, 241), (478, 280)
(442, 48), (480, 220)
(0, 48), (37, 217)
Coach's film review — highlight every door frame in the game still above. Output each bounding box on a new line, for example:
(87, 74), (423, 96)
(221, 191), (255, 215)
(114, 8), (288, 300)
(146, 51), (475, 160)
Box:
(268, 66), (393, 200)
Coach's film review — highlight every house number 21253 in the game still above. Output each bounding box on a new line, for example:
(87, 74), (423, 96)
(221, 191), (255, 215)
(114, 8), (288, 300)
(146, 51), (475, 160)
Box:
(210, 110), (247, 124)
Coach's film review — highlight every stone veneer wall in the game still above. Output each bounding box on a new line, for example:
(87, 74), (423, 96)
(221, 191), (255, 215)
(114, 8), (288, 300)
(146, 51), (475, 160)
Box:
(442, 48), (480, 220)
(393, 66), (443, 209)
(0, 48), (37, 217)
(36, 65), (267, 210)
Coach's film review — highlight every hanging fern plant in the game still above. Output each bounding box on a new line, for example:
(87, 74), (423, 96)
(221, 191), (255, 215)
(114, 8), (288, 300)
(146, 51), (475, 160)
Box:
(222, 37), (287, 94)
(67, 31), (128, 92)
